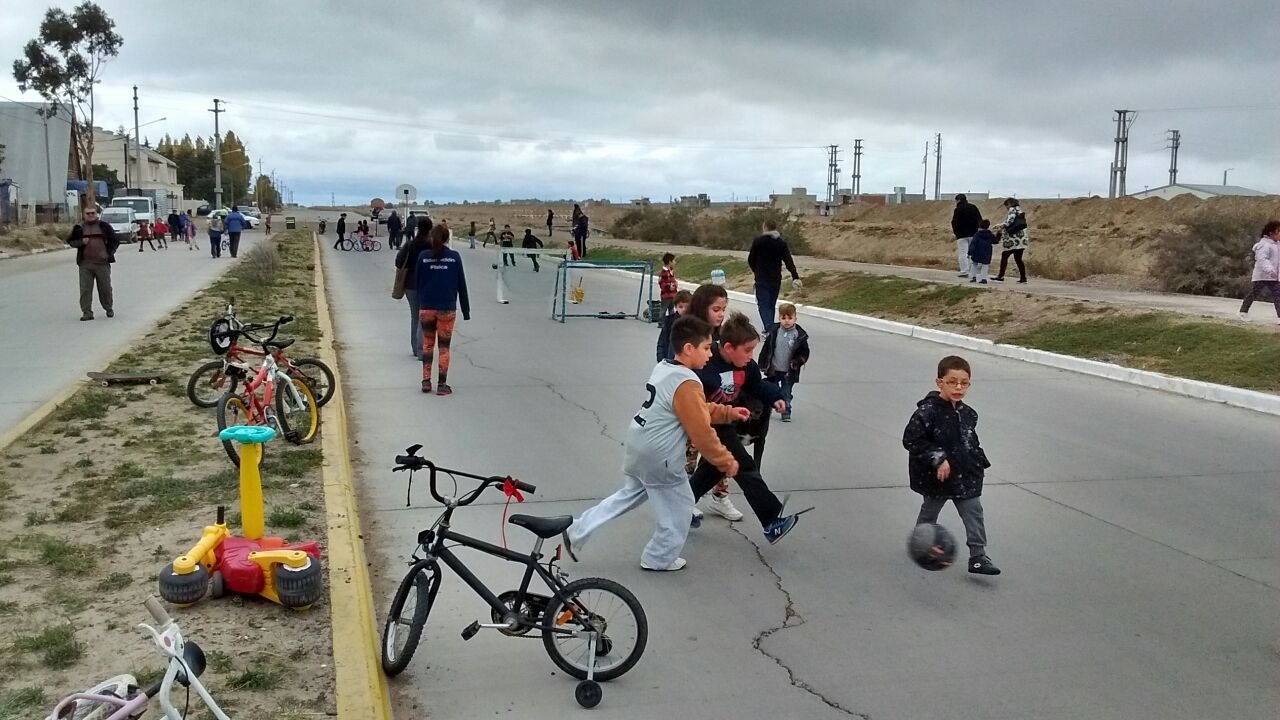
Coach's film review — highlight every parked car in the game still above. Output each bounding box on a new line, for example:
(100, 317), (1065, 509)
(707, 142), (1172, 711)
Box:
(99, 207), (137, 243)
(195, 203), (211, 216)
(210, 208), (259, 229)
(240, 207), (262, 219)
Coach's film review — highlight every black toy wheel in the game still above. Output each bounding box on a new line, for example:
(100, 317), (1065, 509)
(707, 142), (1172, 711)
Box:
(209, 570), (225, 599)
(158, 564), (209, 606)
(575, 680), (602, 708)
(542, 577), (647, 682)
(381, 560), (440, 676)
(274, 558), (324, 609)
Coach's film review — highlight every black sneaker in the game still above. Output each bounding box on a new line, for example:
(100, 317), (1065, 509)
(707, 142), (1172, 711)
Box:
(436, 382), (453, 396)
(763, 514), (799, 544)
(991, 276), (1005, 282)
(420, 380), (432, 394)
(968, 555), (1001, 575)
(105, 309), (114, 318)
(80, 313), (94, 321)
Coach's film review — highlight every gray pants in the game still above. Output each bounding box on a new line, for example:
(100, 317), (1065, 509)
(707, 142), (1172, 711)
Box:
(916, 495), (987, 558)
(404, 288), (422, 358)
(78, 263), (113, 316)
(568, 472), (695, 569)
(956, 237), (972, 273)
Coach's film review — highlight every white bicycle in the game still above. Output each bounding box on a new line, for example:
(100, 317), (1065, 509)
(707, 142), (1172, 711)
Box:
(44, 597), (232, 719)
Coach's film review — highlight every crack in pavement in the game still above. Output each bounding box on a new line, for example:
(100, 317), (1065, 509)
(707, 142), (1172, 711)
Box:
(528, 372), (622, 445)
(729, 522), (870, 719)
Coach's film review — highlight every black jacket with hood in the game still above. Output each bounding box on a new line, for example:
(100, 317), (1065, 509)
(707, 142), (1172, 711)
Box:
(902, 391), (990, 500)
(951, 201), (982, 239)
(747, 230), (799, 287)
(758, 323), (810, 382)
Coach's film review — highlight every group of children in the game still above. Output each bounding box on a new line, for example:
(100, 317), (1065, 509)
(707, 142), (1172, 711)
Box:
(136, 211), (200, 252)
(564, 251), (1000, 576)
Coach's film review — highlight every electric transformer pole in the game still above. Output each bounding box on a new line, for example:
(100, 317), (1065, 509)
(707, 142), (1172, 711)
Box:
(933, 133), (942, 200)
(209, 99), (224, 209)
(825, 144), (841, 205)
(922, 142), (929, 198)
(852, 139), (863, 200)
(1166, 129), (1180, 186)
(1109, 110), (1135, 198)
(132, 86), (141, 193)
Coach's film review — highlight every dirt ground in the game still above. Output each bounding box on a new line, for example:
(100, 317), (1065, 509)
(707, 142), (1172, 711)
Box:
(0, 231), (334, 719)
(0, 223), (71, 257)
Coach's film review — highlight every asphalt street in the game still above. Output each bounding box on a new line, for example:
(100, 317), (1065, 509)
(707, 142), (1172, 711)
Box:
(0, 229), (261, 439)
(319, 222), (1279, 720)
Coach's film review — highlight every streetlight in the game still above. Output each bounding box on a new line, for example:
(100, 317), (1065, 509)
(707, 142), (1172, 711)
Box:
(1223, 168), (1234, 186)
(125, 116), (165, 191)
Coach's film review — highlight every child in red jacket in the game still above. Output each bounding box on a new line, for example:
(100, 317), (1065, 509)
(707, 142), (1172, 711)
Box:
(658, 253), (678, 316)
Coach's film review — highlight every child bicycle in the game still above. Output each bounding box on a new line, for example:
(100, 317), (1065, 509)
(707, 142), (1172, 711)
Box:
(381, 445), (647, 709)
(44, 597), (232, 720)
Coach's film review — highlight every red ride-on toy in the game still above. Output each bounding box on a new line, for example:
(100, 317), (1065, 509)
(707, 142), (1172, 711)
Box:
(158, 425), (323, 609)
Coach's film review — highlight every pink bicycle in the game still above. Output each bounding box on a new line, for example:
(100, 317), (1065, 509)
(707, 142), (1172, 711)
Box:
(44, 598), (232, 720)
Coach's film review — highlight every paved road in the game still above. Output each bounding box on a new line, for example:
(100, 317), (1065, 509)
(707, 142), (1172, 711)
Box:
(321, 232), (1279, 719)
(601, 237), (1251, 322)
(0, 230), (262, 439)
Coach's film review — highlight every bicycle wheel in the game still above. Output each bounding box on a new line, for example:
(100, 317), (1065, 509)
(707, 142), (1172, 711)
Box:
(187, 360), (238, 408)
(542, 577), (647, 682)
(339, 238), (354, 251)
(216, 392), (252, 466)
(381, 560), (440, 676)
(372, 241), (383, 251)
(291, 358), (335, 407)
(275, 376), (318, 444)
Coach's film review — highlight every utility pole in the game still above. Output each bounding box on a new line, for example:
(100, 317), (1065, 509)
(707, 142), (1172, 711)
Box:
(1166, 130), (1180, 186)
(209, 98), (224, 209)
(331, 192), (335, 207)
(852, 139), (863, 200)
(132, 86), (141, 193)
(922, 142), (929, 199)
(825, 144), (840, 206)
(1109, 109), (1135, 197)
(933, 133), (942, 200)
(1223, 168), (1233, 186)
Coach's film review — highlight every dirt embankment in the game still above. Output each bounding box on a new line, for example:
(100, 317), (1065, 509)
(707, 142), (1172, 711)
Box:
(0, 223), (71, 257)
(806, 195), (1280, 285)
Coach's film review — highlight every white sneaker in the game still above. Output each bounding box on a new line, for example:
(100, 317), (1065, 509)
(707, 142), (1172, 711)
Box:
(641, 557), (687, 572)
(705, 492), (744, 521)
(1238, 312), (1249, 322)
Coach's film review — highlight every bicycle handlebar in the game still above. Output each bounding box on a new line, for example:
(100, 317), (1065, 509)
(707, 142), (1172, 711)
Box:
(213, 315), (294, 347)
(144, 596), (171, 626)
(392, 446), (536, 506)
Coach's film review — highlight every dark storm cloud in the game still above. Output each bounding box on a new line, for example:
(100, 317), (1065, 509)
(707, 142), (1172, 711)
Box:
(1, 0), (1274, 202)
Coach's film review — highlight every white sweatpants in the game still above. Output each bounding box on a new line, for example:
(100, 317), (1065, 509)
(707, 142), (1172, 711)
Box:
(567, 472), (694, 569)
(956, 237), (972, 274)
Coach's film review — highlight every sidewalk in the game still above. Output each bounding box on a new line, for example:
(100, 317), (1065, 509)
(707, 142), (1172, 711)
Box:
(600, 237), (1245, 321)
(0, 234), (261, 441)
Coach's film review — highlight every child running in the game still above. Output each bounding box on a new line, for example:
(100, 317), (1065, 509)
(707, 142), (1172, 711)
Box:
(684, 283), (738, 521)
(656, 289), (693, 361)
(903, 355), (1000, 575)
(688, 311), (802, 544)
(758, 302), (809, 423)
(564, 315), (747, 571)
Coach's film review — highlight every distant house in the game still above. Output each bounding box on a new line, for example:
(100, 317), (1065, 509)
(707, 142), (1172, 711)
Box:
(92, 127), (185, 206)
(769, 187), (818, 214)
(675, 193), (710, 208)
(1127, 183), (1270, 200)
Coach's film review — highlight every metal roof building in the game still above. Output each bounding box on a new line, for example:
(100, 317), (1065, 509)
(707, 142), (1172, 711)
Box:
(1127, 183), (1271, 200)
(0, 102), (73, 206)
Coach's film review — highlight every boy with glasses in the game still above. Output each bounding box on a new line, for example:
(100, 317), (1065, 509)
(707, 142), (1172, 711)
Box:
(902, 355), (1001, 575)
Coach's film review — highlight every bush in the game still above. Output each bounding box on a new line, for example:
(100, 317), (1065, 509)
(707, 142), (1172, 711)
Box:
(609, 206), (808, 254)
(239, 244), (282, 286)
(1154, 211), (1272, 296)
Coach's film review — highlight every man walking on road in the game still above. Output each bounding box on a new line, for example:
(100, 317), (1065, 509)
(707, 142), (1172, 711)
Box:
(66, 206), (120, 321)
(224, 206), (247, 258)
(747, 219), (801, 331)
(333, 213), (347, 250)
(387, 210), (403, 250)
(951, 194), (983, 277)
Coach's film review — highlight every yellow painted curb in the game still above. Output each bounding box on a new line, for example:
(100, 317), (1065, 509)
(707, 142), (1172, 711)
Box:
(314, 234), (394, 720)
(0, 378), (88, 454)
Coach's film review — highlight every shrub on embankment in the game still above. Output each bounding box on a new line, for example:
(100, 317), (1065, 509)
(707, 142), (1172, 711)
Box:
(611, 206), (809, 254)
(1153, 210), (1277, 297)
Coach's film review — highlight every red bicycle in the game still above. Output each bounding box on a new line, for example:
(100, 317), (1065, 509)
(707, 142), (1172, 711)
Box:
(214, 316), (320, 466)
(187, 297), (335, 409)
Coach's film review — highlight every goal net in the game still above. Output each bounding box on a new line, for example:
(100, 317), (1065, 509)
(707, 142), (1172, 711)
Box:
(487, 246), (656, 322)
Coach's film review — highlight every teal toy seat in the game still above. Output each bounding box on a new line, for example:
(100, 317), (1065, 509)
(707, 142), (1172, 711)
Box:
(218, 425), (276, 444)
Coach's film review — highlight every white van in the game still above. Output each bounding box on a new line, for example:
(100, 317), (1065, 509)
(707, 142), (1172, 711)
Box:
(99, 206), (137, 243)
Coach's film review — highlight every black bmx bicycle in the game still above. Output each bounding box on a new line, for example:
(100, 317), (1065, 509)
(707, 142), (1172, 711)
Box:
(380, 445), (648, 709)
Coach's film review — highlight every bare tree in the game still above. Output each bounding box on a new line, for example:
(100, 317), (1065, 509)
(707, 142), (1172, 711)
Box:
(12, 2), (123, 207)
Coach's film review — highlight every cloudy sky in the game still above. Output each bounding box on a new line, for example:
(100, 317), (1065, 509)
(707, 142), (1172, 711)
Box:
(2, 0), (1276, 205)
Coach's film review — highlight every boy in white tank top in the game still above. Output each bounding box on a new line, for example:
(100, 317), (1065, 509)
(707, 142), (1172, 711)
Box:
(563, 316), (747, 571)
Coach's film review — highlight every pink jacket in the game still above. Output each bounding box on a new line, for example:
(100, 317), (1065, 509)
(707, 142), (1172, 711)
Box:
(1251, 237), (1279, 282)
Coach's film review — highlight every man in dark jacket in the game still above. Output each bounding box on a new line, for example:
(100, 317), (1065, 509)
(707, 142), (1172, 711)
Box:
(950, 194), (983, 278)
(333, 213), (347, 249)
(66, 206), (120, 321)
(386, 210), (403, 250)
(746, 219), (801, 331)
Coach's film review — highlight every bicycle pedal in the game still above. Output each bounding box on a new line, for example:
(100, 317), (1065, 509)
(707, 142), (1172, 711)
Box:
(461, 621), (481, 641)
(284, 430), (300, 443)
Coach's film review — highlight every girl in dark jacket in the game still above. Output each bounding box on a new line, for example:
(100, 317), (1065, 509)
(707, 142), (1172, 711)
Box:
(414, 224), (470, 395)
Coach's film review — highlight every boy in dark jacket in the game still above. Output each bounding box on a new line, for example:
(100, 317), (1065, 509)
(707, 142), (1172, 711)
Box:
(758, 303), (810, 422)
(966, 219), (996, 284)
(656, 289), (693, 361)
(687, 311), (802, 544)
(902, 355), (1000, 575)
(521, 228), (544, 271)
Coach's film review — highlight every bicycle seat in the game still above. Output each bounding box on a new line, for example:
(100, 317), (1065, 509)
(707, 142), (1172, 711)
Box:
(263, 338), (295, 350)
(507, 514), (573, 539)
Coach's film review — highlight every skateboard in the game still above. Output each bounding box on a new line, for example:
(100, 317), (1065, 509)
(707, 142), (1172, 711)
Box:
(87, 371), (165, 387)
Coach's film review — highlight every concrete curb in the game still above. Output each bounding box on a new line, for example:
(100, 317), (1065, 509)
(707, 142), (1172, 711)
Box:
(0, 245), (72, 262)
(707, 285), (1280, 417)
(314, 234), (393, 720)
(0, 378), (87, 454)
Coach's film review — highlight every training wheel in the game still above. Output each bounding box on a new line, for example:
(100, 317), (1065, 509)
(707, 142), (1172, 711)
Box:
(575, 679), (602, 709)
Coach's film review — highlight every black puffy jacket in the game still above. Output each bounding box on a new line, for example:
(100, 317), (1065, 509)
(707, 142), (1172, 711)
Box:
(902, 391), (990, 500)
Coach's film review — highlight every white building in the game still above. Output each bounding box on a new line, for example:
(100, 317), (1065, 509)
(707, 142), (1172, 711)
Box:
(92, 127), (185, 204)
(769, 187), (818, 214)
(0, 101), (73, 206)
(1127, 183), (1270, 200)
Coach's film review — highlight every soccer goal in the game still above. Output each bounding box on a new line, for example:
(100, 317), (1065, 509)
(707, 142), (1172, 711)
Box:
(550, 259), (655, 323)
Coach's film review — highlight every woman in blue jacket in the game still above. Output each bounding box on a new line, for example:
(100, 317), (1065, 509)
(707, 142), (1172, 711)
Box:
(415, 223), (470, 395)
